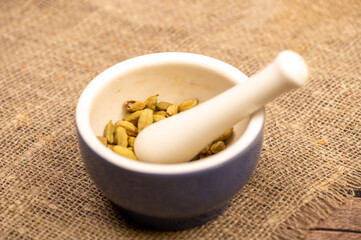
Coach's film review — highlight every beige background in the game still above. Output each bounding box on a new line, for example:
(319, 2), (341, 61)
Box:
(1, 0), (360, 239)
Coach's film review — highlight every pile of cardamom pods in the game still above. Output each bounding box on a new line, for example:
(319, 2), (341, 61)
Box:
(97, 94), (233, 162)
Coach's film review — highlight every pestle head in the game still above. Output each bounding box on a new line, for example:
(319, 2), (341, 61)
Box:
(275, 50), (308, 88)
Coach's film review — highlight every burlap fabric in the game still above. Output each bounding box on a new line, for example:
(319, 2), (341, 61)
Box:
(1, 0), (360, 239)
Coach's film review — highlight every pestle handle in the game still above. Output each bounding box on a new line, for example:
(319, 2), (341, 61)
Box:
(134, 51), (308, 164)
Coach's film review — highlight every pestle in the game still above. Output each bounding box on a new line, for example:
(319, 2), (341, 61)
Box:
(134, 50), (308, 164)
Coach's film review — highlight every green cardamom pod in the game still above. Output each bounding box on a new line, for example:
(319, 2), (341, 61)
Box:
(114, 126), (128, 147)
(153, 111), (167, 117)
(144, 94), (159, 111)
(178, 98), (198, 112)
(198, 154), (208, 159)
(124, 110), (142, 125)
(166, 103), (178, 116)
(124, 100), (145, 112)
(104, 120), (115, 144)
(216, 128), (233, 141)
(153, 114), (166, 122)
(210, 141), (226, 153)
(122, 112), (131, 120)
(156, 102), (172, 111)
(138, 109), (153, 132)
(200, 144), (212, 155)
(128, 136), (136, 147)
(115, 120), (138, 136)
(97, 136), (108, 146)
(113, 145), (137, 160)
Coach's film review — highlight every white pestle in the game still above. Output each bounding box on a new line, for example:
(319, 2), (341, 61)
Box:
(134, 50), (308, 164)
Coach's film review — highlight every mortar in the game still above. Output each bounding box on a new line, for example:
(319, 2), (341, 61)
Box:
(76, 52), (265, 230)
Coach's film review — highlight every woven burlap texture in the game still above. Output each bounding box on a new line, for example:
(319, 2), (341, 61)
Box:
(1, 0), (360, 239)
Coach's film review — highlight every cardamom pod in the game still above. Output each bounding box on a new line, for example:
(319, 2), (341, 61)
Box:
(156, 102), (172, 111)
(144, 94), (158, 111)
(115, 120), (138, 136)
(198, 154), (208, 159)
(128, 136), (136, 147)
(166, 103), (178, 116)
(113, 145), (137, 160)
(114, 126), (128, 147)
(210, 141), (226, 153)
(178, 98), (198, 112)
(104, 120), (115, 144)
(124, 100), (145, 112)
(138, 109), (153, 132)
(216, 128), (233, 141)
(153, 114), (166, 122)
(153, 111), (167, 117)
(124, 110), (142, 125)
(122, 112), (131, 120)
(200, 144), (212, 155)
(97, 136), (108, 146)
